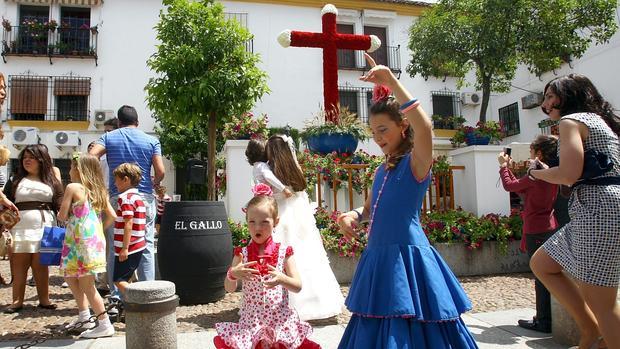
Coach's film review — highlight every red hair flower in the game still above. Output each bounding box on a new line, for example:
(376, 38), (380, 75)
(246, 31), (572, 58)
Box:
(372, 84), (391, 103)
(251, 183), (273, 197)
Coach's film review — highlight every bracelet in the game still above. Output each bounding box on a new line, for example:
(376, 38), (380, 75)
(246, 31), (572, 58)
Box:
(527, 168), (537, 181)
(401, 101), (420, 114)
(226, 268), (237, 281)
(399, 98), (418, 112)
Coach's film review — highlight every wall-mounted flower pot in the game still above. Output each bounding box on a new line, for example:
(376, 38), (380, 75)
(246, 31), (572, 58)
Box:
(307, 133), (358, 155)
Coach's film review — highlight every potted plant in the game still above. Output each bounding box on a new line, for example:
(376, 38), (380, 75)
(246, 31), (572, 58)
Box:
(432, 115), (466, 130)
(2, 17), (11, 32)
(451, 120), (504, 147)
(221, 112), (268, 140)
(301, 106), (370, 155)
(46, 19), (58, 32)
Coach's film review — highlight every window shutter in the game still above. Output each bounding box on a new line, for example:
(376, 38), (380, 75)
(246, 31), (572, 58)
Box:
(10, 77), (48, 114)
(54, 78), (90, 96)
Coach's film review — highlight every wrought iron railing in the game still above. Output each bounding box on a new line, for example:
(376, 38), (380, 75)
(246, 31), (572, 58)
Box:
(338, 85), (373, 124)
(337, 45), (401, 73)
(1, 25), (98, 62)
(6, 74), (91, 122)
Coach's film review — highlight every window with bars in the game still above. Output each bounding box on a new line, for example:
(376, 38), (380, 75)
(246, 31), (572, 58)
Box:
(338, 86), (373, 124)
(499, 102), (520, 136)
(8, 75), (91, 121)
(431, 90), (461, 129)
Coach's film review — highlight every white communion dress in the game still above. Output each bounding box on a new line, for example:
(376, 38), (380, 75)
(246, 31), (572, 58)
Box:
(272, 190), (344, 320)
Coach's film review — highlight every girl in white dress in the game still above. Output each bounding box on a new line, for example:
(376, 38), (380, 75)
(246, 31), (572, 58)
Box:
(246, 138), (293, 198)
(265, 135), (344, 320)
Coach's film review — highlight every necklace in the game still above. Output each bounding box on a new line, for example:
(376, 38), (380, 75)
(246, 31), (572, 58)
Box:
(367, 164), (391, 237)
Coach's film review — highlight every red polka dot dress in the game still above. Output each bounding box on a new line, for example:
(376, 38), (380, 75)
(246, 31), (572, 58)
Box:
(215, 244), (320, 349)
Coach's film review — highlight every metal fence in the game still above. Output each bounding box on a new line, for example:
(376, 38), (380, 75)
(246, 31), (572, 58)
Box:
(337, 45), (401, 74)
(7, 74), (91, 121)
(2, 25), (97, 58)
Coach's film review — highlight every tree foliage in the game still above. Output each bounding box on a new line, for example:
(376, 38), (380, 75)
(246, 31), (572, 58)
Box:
(407, 0), (618, 122)
(146, 0), (269, 200)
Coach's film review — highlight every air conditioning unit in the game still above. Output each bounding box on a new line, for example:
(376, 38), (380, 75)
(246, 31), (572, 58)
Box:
(12, 127), (39, 147)
(93, 110), (114, 125)
(53, 131), (80, 148)
(521, 92), (543, 109)
(461, 92), (481, 105)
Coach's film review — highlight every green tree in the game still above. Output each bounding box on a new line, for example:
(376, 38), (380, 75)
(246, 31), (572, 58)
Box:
(146, 0), (269, 200)
(407, 0), (618, 122)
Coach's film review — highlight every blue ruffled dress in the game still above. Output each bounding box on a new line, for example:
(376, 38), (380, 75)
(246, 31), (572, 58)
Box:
(339, 154), (478, 349)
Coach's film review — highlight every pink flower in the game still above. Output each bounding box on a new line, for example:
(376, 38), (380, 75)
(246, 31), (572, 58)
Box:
(251, 183), (273, 197)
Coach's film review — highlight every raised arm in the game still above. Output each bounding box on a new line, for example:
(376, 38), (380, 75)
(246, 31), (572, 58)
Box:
(530, 119), (586, 185)
(361, 53), (433, 180)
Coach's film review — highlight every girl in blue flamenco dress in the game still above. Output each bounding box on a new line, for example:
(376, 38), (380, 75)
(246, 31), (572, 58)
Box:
(336, 53), (479, 349)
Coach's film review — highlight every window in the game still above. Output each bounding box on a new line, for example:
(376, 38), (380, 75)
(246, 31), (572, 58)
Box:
(364, 26), (387, 68)
(9, 76), (48, 120)
(53, 159), (71, 186)
(59, 7), (91, 54)
(17, 5), (50, 54)
(54, 77), (90, 121)
(338, 86), (373, 124)
(431, 90), (461, 129)
(8, 75), (90, 121)
(337, 24), (355, 69)
(499, 102), (520, 136)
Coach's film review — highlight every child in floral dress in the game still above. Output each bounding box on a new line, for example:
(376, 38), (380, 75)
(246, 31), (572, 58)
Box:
(59, 153), (116, 338)
(214, 184), (320, 349)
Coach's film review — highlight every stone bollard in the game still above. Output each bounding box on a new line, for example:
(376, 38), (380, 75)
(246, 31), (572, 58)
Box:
(551, 296), (579, 346)
(125, 280), (179, 349)
(551, 289), (620, 347)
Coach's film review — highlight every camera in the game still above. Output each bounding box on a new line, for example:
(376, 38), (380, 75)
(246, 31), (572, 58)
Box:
(503, 147), (512, 157)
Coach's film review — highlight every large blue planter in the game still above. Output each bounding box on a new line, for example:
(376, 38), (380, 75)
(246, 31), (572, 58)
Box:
(306, 133), (359, 155)
(465, 134), (490, 146)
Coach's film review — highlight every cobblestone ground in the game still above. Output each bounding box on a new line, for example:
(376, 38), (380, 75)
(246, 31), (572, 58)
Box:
(0, 258), (535, 342)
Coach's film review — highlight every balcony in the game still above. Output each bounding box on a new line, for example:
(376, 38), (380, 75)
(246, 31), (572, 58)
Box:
(337, 45), (401, 75)
(2, 25), (98, 65)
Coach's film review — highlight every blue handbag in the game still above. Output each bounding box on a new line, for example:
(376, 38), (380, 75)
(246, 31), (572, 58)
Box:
(39, 226), (66, 266)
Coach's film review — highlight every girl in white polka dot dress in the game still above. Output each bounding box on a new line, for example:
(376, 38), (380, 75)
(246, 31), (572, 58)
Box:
(214, 185), (320, 349)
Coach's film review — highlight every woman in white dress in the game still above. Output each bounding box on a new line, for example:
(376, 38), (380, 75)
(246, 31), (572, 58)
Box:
(1, 144), (64, 313)
(265, 135), (344, 321)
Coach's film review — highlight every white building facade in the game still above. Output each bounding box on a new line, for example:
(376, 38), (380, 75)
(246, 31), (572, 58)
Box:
(2, 0), (617, 196)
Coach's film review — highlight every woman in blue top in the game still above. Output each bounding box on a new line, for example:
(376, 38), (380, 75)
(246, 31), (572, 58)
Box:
(337, 53), (478, 348)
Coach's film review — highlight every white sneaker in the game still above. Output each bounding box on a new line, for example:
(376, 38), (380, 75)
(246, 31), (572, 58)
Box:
(79, 319), (115, 338)
(65, 317), (96, 330)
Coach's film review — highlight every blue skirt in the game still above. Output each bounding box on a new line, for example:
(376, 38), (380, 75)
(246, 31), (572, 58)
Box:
(339, 243), (479, 348)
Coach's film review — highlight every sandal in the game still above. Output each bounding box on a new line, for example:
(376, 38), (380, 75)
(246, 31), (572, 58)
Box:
(37, 303), (57, 310)
(3, 305), (23, 314)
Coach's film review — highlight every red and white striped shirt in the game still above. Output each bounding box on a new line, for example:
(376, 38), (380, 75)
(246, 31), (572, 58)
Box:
(156, 194), (172, 216)
(114, 188), (147, 256)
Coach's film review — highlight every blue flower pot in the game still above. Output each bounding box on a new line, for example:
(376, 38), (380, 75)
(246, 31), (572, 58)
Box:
(465, 134), (490, 146)
(306, 133), (359, 155)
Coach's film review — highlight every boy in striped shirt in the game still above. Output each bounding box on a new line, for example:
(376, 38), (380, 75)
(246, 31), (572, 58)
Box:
(112, 163), (146, 296)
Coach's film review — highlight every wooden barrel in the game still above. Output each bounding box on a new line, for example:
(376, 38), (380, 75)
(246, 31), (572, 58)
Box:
(157, 201), (232, 305)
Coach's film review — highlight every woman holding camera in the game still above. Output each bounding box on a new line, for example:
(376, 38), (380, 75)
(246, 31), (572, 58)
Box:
(498, 135), (558, 333)
(530, 74), (620, 349)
